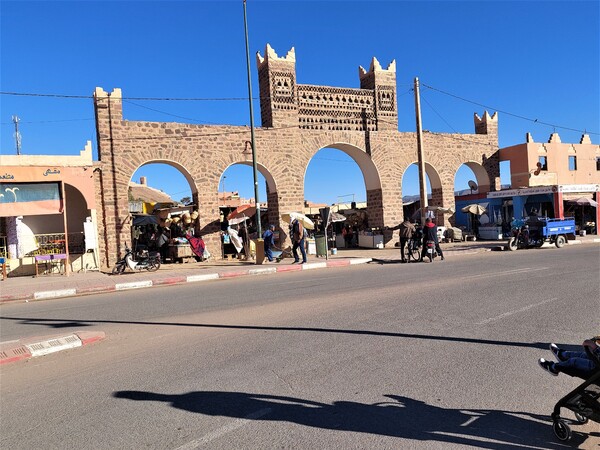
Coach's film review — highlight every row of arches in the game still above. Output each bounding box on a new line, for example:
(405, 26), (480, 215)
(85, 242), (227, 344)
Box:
(131, 145), (491, 219)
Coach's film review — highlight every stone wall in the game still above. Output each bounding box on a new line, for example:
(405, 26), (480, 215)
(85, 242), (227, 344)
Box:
(93, 45), (499, 267)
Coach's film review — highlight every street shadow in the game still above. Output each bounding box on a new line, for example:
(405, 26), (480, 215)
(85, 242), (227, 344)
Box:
(0, 315), (558, 351)
(112, 390), (589, 448)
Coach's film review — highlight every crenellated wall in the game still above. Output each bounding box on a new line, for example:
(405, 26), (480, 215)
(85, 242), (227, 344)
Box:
(93, 45), (500, 267)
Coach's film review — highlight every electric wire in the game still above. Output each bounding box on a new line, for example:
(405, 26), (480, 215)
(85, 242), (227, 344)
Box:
(421, 83), (599, 136)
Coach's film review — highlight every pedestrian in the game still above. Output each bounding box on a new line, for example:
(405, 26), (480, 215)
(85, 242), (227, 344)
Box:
(238, 224), (249, 260)
(262, 224), (276, 262)
(343, 225), (353, 248)
(387, 218), (416, 263)
(291, 218), (307, 264)
(539, 337), (599, 379)
(420, 218), (444, 261)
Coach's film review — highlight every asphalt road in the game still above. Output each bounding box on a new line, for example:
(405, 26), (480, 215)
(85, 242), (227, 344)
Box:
(1, 244), (599, 449)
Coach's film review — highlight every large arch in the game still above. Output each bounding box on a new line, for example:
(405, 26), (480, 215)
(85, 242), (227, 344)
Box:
(94, 50), (499, 266)
(456, 161), (491, 194)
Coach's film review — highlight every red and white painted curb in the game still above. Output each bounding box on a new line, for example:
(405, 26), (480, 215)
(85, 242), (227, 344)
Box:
(0, 331), (105, 365)
(1, 238), (598, 304)
(0, 258), (371, 304)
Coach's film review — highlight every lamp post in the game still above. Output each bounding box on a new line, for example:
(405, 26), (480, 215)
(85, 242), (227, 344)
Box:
(242, 0), (261, 239)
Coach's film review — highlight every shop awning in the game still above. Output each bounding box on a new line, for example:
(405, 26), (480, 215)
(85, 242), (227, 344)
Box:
(0, 182), (62, 217)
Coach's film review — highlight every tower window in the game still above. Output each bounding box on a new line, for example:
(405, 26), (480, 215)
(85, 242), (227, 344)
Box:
(538, 156), (548, 171)
(568, 155), (577, 171)
(596, 156), (600, 171)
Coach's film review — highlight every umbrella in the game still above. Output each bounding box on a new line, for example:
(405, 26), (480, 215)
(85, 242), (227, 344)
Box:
(566, 197), (597, 231)
(281, 212), (315, 230)
(566, 197), (598, 207)
(461, 204), (487, 215)
(227, 205), (256, 221)
(228, 216), (249, 226)
(410, 206), (455, 221)
(330, 212), (346, 223)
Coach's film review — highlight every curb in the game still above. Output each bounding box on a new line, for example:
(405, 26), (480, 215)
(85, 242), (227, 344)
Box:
(1, 238), (598, 305)
(0, 258), (369, 304)
(0, 331), (106, 365)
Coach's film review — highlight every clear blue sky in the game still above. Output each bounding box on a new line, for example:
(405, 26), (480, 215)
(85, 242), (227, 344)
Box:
(1, 1), (598, 205)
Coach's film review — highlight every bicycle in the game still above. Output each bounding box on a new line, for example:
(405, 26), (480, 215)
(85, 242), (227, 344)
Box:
(406, 236), (422, 262)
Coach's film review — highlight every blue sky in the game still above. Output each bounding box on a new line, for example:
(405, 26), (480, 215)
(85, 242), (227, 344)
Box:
(1, 1), (598, 205)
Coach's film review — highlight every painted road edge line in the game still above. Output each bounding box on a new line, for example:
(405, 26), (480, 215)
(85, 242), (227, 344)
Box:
(34, 288), (77, 300)
(0, 331), (105, 365)
(115, 280), (153, 291)
(349, 258), (373, 265)
(187, 273), (220, 283)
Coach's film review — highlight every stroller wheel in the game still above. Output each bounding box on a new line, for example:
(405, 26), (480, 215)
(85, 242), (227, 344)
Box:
(574, 412), (588, 424)
(552, 420), (571, 441)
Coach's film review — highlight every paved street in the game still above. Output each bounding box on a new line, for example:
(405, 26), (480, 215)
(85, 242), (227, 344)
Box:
(1, 244), (599, 449)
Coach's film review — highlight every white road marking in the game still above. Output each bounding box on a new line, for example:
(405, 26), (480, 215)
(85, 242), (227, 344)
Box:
(186, 273), (219, 283)
(463, 267), (548, 280)
(174, 408), (272, 449)
(34, 289), (77, 300)
(477, 297), (558, 325)
(115, 280), (152, 291)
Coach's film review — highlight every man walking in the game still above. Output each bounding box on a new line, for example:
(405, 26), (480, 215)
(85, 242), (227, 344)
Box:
(387, 218), (416, 263)
(263, 224), (276, 262)
(291, 218), (307, 264)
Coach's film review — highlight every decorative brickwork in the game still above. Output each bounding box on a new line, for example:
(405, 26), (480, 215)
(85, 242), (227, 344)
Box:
(93, 45), (499, 267)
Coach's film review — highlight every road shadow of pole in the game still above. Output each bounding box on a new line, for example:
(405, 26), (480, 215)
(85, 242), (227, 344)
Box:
(1, 315), (562, 352)
(112, 391), (592, 448)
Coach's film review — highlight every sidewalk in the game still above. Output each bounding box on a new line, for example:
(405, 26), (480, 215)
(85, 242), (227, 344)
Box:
(1, 236), (598, 305)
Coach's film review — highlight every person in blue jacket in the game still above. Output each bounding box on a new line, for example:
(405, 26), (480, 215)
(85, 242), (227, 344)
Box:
(263, 224), (276, 262)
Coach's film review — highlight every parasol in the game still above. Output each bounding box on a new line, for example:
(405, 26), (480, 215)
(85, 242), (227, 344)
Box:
(281, 212), (315, 230)
(227, 205), (256, 222)
(461, 204), (487, 215)
(566, 197), (597, 231)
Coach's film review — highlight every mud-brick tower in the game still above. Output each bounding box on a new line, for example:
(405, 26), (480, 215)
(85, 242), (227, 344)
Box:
(257, 44), (298, 129)
(474, 111), (501, 192)
(359, 57), (398, 131)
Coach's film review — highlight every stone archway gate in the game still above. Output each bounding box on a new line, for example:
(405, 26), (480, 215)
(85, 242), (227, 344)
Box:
(94, 44), (500, 268)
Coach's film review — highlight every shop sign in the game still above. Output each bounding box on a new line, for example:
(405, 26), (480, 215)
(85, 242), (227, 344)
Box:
(487, 186), (554, 198)
(43, 168), (61, 176)
(558, 184), (599, 193)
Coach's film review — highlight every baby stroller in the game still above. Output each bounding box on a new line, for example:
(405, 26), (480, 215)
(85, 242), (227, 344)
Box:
(550, 345), (600, 441)
(271, 248), (293, 263)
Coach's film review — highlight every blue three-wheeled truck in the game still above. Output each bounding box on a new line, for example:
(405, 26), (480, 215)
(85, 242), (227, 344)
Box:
(507, 216), (576, 251)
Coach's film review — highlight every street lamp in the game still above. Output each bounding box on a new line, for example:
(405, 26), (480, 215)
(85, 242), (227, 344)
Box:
(242, 0), (261, 239)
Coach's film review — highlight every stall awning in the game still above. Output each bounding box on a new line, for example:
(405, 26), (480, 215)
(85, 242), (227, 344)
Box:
(0, 182), (62, 217)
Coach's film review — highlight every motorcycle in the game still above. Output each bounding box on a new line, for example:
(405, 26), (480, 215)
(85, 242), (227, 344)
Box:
(424, 240), (437, 262)
(112, 244), (161, 274)
(507, 219), (544, 251)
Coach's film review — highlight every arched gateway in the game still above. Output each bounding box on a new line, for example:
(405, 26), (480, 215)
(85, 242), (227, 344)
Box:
(93, 44), (500, 267)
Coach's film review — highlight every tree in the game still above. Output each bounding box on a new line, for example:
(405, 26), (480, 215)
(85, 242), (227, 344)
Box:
(180, 196), (192, 205)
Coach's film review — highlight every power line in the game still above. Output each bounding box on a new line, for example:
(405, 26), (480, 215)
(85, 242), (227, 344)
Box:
(421, 83), (599, 136)
(123, 100), (227, 125)
(0, 118), (94, 125)
(420, 92), (459, 134)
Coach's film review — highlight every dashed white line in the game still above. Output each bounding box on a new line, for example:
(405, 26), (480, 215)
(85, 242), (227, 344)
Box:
(174, 408), (272, 449)
(477, 297), (558, 325)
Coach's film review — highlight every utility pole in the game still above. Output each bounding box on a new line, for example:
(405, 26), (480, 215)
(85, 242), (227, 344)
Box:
(243, 0), (261, 240)
(414, 78), (428, 225)
(12, 115), (22, 155)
